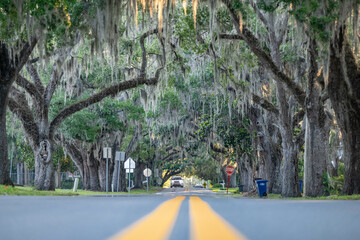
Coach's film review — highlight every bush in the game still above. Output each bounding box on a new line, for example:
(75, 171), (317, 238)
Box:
(212, 183), (222, 188)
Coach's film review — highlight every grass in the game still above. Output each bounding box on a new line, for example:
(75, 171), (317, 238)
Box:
(251, 193), (360, 200)
(0, 185), (162, 196)
(211, 187), (239, 194)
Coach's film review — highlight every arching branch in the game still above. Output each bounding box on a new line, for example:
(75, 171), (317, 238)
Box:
(140, 28), (158, 76)
(25, 63), (44, 94)
(49, 75), (159, 138)
(15, 75), (42, 105)
(221, 0), (306, 106)
(8, 89), (39, 146)
(252, 94), (279, 116)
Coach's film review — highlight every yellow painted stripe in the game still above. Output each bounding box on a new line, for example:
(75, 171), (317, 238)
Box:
(110, 196), (185, 240)
(189, 197), (247, 240)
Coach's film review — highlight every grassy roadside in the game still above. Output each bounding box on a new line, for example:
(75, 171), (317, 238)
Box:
(264, 193), (360, 200)
(211, 187), (360, 200)
(211, 187), (239, 194)
(0, 185), (162, 196)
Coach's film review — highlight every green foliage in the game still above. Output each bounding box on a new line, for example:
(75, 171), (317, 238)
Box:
(194, 157), (219, 182)
(173, 7), (208, 54)
(16, 140), (35, 170)
(194, 114), (212, 140)
(158, 90), (183, 111)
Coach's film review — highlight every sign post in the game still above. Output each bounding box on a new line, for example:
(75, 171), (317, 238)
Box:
(103, 147), (112, 195)
(124, 158), (135, 194)
(143, 168), (152, 192)
(225, 165), (235, 194)
(115, 151), (125, 192)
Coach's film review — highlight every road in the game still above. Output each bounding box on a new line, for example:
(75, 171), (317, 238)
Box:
(1, 187), (360, 240)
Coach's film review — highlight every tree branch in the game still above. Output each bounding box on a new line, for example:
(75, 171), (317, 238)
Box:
(8, 89), (39, 146)
(15, 75), (42, 105)
(25, 63), (44, 94)
(249, 0), (268, 28)
(210, 142), (226, 154)
(221, 0), (306, 106)
(45, 48), (72, 105)
(49, 75), (160, 138)
(15, 37), (38, 74)
(140, 28), (158, 76)
(252, 94), (279, 115)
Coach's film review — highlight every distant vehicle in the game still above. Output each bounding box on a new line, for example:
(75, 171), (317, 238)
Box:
(194, 183), (203, 188)
(170, 176), (184, 188)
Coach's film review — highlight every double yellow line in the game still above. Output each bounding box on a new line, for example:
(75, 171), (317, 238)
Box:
(110, 196), (246, 240)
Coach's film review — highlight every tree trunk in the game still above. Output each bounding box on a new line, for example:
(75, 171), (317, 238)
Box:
(302, 39), (330, 197)
(328, 26), (360, 195)
(0, 86), (13, 185)
(87, 146), (101, 191)
(237, 156), (254, 192)
(0, 39), (36, 186)
(98, 159), (106, 191)
(33, 139), (55, 190)
(134, 161), (145, 188)
(265, 140), (282, 194)
(304, 117), (329, 196)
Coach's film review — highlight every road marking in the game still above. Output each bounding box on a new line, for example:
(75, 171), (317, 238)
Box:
(189, 197), (247, 240)
(109, 196), (185, 240)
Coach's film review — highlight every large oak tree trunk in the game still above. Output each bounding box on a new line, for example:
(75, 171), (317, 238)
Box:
(237, 155), (254, 192)
(0, 87), (12, 185)
(87, 146), (101, 191)
(0, 39), (36, 186)
(304, 117), (329, 196)
(34, 139), (55, 190)
(303, 39), (330, 197)
(328, 26), (360, 195)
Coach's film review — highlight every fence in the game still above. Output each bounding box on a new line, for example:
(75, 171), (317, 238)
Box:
(9, 172), (82, 189)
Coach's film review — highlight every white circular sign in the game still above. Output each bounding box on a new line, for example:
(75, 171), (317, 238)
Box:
(143, 168), (152, 177)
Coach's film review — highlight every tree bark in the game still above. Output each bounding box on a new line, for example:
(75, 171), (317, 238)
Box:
(0, 39), (37, 186)
(328, 25), (360, 195)
(33, 139), (55, 190)
(237, 155), (254, 192)
(303, 40), (330, 197)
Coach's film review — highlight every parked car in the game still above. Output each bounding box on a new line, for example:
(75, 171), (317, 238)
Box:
(170, 176), (184, 188)
(194, 183), (203, 188)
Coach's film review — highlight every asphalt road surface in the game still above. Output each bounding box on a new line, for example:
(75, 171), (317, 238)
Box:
(1, 187), (360, 240)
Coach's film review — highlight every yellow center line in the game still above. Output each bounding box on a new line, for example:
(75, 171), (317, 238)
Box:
(189, 197), (247, 240)
(109, 196), (185, 240)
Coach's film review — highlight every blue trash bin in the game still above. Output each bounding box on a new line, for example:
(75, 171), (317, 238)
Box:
(299, 179), (303, 194)
(256, 180), (268, 198)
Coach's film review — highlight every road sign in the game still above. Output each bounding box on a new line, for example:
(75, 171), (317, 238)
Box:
(115, 151), (125, 162)
(143, 168), (152, 177)
(103, 147), (111, 195)
(126, 169), (134, 173)
(103, 147), (111, 158)
(124, 158), (136, 169)
(225, 165), (235, 194)
(225, 165), (235, 176)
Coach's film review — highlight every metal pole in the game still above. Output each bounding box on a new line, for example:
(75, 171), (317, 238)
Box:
(128, 163), (130, 195)
(10, 142), (14, 179)
(147, 176), (149, 192)
(117, 159), (121, 192)
(106, 156), (108, 195)
(227, 175), (230, 194)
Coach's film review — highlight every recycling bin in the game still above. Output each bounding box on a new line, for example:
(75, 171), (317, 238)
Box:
(256, 180), (268, 198)
(238, 185), (244, 192)
(299, 179), (303, 194)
